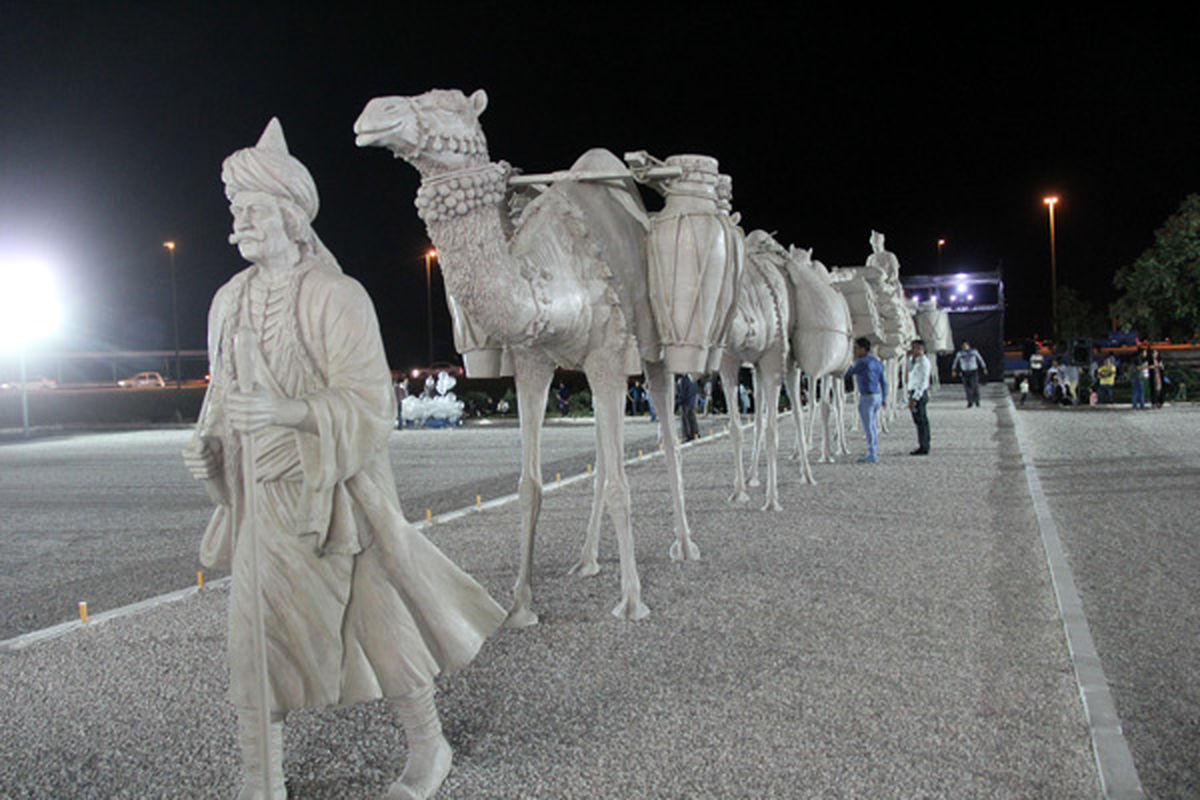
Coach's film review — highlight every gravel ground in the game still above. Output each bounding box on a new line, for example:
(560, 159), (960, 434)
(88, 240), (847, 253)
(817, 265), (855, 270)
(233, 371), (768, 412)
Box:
(0, 386), (1106, 798)
(1018, 399), (1200, 799)
(0, 416), (725, 640)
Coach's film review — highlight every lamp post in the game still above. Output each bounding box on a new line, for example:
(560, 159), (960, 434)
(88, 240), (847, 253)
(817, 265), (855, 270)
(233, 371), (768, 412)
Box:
(164, 241), (181, 389)
(423, 248), (438, 365)
(1043, 196), (1059, 342)
(936, 238), (946, 271)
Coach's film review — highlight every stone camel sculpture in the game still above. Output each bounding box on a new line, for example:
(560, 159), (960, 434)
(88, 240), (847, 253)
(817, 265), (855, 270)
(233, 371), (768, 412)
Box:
(355, 89), (722, 623)
(781, 246), (854, 483)
(719, 229), (790, 509)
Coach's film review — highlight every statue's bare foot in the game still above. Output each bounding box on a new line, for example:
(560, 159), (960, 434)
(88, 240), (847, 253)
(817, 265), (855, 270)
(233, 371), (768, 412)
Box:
(567, 558), (601, 578)
(669, 537), (701, 562)
(727, 489), (750, 504)
(761, 497), (783, 512)
(611, 596), (650, 621)
(386, 734), (452, 800)
(504, 604), (539, 629)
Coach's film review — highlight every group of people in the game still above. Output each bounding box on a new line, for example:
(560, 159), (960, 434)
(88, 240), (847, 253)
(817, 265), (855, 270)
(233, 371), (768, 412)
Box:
(1018, 346), (1175, 410)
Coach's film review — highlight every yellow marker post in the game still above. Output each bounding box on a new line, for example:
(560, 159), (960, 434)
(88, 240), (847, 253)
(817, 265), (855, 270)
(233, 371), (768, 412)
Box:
(476, 494), (482, 507)
(555, 472), (561, 483)
(586, 463), (592, 473)
(425, 508), (432, 522)
(197, 571), (205, 589)
(78, 601), (88, 623)
(638, 449), (644, 458)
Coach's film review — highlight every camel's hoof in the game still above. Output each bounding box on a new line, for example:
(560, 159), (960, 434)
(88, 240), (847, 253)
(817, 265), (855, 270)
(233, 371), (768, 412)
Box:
(669, 538), (701, 562)
(761, 499), (783, 512)
(504, 605), (539, 629)
(727, 490), (751, 504)
(611, 597), (651, 621)
(747, 477), (761, 488)
(568, 559), (601, 578)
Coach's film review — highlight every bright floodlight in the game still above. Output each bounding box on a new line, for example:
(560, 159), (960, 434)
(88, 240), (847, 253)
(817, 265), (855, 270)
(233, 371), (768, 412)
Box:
(956, 282), (968, 294)
(0, 255), (62, 351)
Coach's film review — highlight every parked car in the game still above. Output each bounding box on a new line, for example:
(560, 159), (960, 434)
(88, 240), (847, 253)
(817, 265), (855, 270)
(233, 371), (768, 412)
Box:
(117, 371), (166, 388)
(0, 377), (57, 391)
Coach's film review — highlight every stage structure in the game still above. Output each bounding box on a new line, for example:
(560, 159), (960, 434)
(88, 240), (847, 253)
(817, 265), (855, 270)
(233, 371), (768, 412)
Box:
(901, 271), (1005, 382)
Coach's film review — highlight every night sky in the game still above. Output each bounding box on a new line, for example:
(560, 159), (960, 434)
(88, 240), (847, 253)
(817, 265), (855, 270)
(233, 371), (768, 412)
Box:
(2, 3), (1197, 369)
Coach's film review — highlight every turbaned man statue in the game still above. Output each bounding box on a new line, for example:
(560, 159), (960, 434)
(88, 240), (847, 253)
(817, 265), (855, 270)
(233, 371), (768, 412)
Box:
(183, 118), (505, 800)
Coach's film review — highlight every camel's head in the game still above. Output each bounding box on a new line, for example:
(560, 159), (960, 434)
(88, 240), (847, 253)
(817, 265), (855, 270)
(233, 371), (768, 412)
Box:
(745, 229), (788, 269)
(783, 245), (831, 284)
(355, 88), (490, 174)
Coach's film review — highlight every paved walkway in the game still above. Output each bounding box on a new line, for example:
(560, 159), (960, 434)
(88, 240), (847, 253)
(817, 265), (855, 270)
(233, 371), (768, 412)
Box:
(2, 387), (1191, 797)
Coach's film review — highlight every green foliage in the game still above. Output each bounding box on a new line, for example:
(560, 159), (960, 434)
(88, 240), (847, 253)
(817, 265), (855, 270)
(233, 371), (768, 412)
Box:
(1111, 194), (1200, 339)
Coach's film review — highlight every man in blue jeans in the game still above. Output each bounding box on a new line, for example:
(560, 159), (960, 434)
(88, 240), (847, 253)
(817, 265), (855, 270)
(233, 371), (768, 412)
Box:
(845, 337), (887, 463)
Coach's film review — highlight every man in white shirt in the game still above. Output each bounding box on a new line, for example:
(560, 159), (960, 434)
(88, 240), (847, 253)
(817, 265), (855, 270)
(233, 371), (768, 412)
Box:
(907, 339), (932, 455)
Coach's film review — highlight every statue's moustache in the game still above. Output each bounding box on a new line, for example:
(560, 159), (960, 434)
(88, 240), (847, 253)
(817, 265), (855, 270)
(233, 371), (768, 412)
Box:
(228, 232), (262, 246)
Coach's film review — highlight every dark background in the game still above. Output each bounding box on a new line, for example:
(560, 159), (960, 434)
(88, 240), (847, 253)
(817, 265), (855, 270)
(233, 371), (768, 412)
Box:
(2, 3), (1197, 371)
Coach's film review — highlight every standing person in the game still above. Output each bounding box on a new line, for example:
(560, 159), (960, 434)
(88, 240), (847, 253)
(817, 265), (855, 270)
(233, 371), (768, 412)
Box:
(1130, 350), (1148, 410)
(951, 340), (987, 407)
(181, 119), (504, 800)
(1096, 356), (1117, 404)
(676, 373), (700, 441)
(702, 376), (714, 416)
(1019, 374), (1030, 406)
(555, 381), (571, 416)
(906, 339), (931, 455)
(1149, 348), (1166, 408)
(393, 377), (409, 427)
(845, 336), (887, 463)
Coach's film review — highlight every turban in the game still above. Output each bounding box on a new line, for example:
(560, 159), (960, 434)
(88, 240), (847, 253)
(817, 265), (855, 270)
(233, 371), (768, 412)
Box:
(222, 118), (319, 221)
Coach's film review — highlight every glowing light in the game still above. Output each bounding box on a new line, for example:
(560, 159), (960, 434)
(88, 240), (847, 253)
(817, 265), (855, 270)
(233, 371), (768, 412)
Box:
(163, 241), (176, 251)
(967, 294), (974, 301)
(0, 254), (62, 350)
(426, 249), (438, 258)
(956, 283), (968, 294)
(1044, 196), (1059, 206)
(949, 294), (958, 302)
(912, 294), (921, 302)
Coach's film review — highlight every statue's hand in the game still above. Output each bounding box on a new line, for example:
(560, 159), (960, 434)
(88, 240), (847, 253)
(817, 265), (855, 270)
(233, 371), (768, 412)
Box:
(227, 390), (309, 433)
(182, 437), (221, 481)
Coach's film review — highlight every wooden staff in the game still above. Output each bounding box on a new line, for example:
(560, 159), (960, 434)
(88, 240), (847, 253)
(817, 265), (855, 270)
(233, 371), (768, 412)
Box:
(233, 327), (276, 798)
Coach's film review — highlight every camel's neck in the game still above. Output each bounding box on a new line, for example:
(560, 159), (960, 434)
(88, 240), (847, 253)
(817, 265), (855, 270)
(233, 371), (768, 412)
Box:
(419, 164), (541, 345)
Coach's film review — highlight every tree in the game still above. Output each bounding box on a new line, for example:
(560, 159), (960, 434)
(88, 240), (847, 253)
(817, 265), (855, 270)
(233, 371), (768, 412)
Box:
(1111, 194), (1200, 340)
(1056, 285), (1105, 340)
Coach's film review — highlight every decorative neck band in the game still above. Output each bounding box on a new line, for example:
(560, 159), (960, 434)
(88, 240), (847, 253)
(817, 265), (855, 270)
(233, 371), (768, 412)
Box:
(415, 162), (510, 223)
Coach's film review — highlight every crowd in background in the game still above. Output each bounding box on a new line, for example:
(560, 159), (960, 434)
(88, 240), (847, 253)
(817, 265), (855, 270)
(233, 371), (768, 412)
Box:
(1017, 346), (1182, 409)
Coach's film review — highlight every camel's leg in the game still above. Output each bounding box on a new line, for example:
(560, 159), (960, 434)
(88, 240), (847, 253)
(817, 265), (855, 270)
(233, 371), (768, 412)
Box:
(787, 364), (803, 461)
(645, 361), (699, 562)
(748, 367), (763, 488)
(586, 356), (648, 621)
(719, 354), (749, 504)
(759, 351), (784, 511)
(820, 377), (837, 463)
(788, 365), (816, 483)
(835, 377), (851, 456)
(505, 353), (555, 629)
(568, 428), (605, 578)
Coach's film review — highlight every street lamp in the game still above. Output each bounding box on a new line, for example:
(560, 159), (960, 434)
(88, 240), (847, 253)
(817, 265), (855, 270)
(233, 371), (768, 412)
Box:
(1043, 196), (1059, 342)
(423, 248), (438, 365)
(936, 238), (946, 271)
(164, 241), (181, 389)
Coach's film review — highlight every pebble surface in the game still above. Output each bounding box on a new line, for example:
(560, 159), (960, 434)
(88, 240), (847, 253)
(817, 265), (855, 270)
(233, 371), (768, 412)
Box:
(0, 387), (1176, 797)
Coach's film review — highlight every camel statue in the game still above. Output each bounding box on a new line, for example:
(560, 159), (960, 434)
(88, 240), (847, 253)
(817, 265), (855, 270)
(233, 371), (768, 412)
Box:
(779, 246), (854, 483)
(355, 89), (732, 624)
(913, 296), (954, 391)
(718, 228), (790, 510)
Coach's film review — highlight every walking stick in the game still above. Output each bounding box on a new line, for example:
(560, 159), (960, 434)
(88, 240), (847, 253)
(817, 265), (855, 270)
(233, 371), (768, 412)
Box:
(234, 328), (276, 798)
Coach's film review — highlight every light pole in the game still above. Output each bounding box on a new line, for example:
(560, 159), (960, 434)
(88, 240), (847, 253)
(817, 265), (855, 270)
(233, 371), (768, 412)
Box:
(164, 241), (181, 389)
(1043, 196), (1059, 342)
(423, 248), (438, 365)
(936, 238), (946, 271)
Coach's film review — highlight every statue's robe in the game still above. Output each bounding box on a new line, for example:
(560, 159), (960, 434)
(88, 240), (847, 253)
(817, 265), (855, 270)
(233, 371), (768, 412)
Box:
(193, 259), (504, 713)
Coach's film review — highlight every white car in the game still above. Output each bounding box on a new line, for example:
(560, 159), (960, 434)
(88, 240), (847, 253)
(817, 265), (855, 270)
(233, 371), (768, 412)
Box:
(118, 371), (166, 388)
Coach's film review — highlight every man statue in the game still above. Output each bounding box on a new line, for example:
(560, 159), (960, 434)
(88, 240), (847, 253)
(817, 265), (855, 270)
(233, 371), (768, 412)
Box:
(865, 230), (900, 283)
(906, 339), (932, 455)
(183, 118), (505, 800)
(844, 336), (887, 463)
(951, 340), (987, 407)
